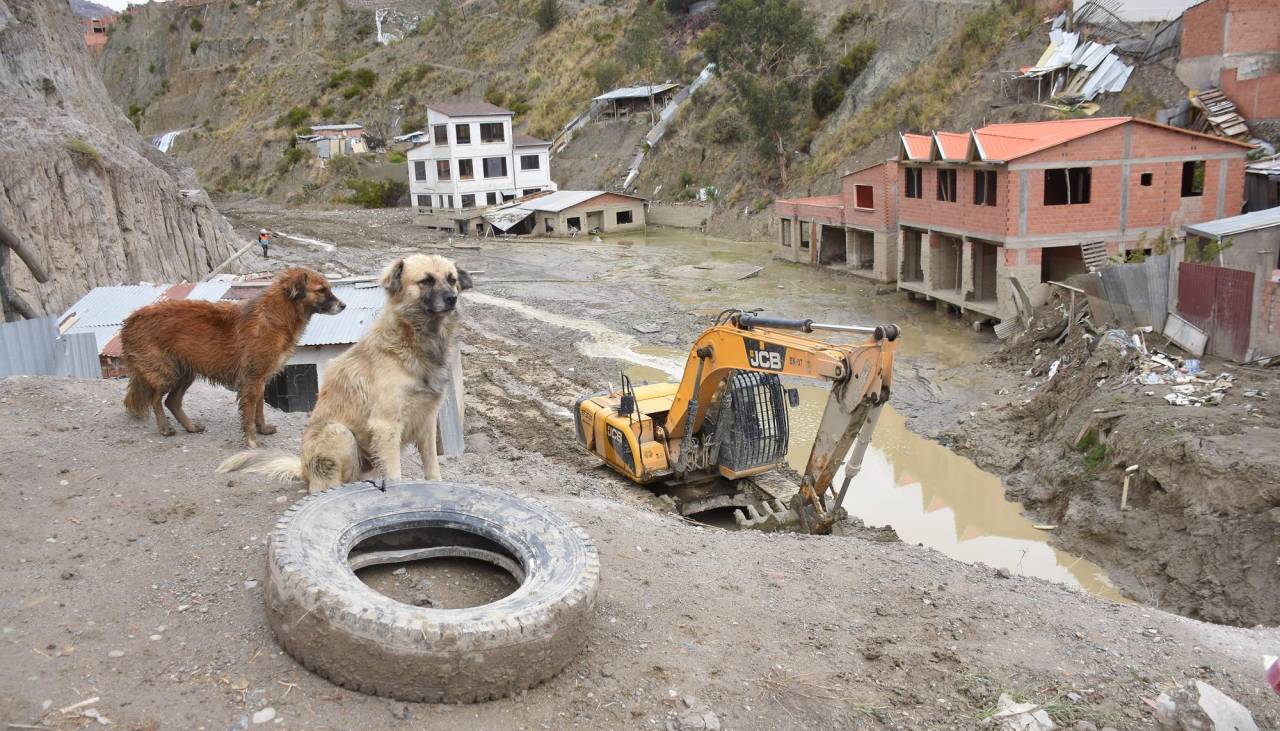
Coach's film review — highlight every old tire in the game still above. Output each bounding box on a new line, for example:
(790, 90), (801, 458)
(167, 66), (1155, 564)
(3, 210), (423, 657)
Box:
(266, 480), (599, 703)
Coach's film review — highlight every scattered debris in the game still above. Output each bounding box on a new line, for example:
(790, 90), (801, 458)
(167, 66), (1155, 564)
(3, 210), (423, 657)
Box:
(1163, 314), (1207, 357)
(1154, 680), (1258, 731)
(252, 707), (276, 724)
(1188, 87), (1250, 140)
(983, 692), (1055, 730)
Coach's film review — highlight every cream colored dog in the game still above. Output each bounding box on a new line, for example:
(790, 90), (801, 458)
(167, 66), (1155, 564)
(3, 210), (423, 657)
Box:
(218, 254), (471, 492)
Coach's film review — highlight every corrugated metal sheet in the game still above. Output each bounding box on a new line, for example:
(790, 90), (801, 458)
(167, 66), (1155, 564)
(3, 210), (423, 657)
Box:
(593, 83), (679, 101)
(1177, 262), (1255, 361)
(331, 285), (386, 309)
(1184, 207), (1280, 239)
(0, 317), (101, 378)
(59, 285), (164, 330)
(187, 281), (232, 301)
(297, 287), (383, 346)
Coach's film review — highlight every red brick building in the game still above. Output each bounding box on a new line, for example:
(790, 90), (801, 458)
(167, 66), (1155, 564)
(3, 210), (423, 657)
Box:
(775, 161), (900, 282)
(1176, 0), (1280, 121)
(81, 15), (115, 56)
(774, 117), (1251, 321)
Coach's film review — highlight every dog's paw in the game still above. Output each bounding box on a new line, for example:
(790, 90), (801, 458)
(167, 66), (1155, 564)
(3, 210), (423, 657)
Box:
(159, 426), (176, 437)
(245, 437), (260, 449)
(257, 423), (277, 435)
(185, 422), (206, 434)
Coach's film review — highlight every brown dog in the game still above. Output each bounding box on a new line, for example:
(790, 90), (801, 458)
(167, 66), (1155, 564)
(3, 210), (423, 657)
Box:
(219, 254), (469, 491)
(121, 267), (345, 446)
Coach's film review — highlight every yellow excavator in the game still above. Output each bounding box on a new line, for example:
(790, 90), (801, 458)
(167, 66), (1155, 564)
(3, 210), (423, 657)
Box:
(574, 310), (899, 534)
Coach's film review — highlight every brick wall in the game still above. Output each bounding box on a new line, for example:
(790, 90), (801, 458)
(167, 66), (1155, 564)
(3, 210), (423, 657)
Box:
(1181, 0), (1227, 57)
(1220, 67), (1280, 120)
(897, 165), (1011, 238)
(1016, 122), (1246, 236)
(1179, 0), (1280, 119)
(842, 161), (899, 232)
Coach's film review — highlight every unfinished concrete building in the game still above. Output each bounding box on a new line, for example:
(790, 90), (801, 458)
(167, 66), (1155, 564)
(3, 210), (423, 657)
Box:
(774, 160), (899, 283)
(896, 117), (1249, 321)
(775, 117), (1252, 323)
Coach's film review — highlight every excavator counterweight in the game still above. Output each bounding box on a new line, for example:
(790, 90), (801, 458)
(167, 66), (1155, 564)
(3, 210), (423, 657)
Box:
(574, 310), (899, 534)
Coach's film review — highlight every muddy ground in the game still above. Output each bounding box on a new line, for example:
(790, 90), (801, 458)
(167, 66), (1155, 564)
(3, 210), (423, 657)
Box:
(3, 204), (1279, 729)
(946, 293), (1280, 628)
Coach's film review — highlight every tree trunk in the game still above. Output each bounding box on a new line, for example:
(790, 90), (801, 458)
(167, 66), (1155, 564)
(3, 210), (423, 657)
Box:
(774, 131), (788, 187)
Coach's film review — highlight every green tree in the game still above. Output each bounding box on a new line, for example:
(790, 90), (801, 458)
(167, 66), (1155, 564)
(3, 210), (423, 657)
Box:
(590, 59), (624, 94)
(620, 4), (668, 73)
(535, 0), (561, 32)
(700, 0), (819, 185)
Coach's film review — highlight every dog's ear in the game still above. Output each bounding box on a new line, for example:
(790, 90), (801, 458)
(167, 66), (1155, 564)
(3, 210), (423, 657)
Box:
(286, 270), (309, 301)
(456, 268), (473, 291)
(381, 259), (405, 295)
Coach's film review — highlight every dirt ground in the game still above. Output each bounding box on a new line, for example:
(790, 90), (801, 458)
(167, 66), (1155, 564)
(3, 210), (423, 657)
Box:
(941, 290), (1280, 628)
(3, 205), (1279, 729)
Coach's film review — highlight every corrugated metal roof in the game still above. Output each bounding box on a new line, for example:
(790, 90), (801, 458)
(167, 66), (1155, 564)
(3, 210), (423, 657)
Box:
(428, 101), (512, 117)
(311, 124), (363, 131)
(1183, 207), (1280, 239)
(294, 285), (387, 346)
(297, 308), (380, 346)
(593, 83), (680, 102)
(331, 285), (386, 310)
(1246, 155), (1280, 175)
(187, 281), (233, 301)
(59, 285), (165, 331)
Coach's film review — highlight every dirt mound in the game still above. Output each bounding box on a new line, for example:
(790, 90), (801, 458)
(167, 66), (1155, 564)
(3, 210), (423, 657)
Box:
(951, 295), (1280, 626)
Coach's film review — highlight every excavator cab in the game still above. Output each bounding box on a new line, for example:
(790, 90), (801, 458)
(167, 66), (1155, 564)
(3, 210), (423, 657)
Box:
(575, 309), (899, 533)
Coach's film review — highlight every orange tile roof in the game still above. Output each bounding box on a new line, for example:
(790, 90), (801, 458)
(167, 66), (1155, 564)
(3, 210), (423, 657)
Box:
(933, 132), (970, 161)
(900, 116), (1251, 165)
(775, 195), (844, 209)
(901, 133), (931, 161)
(971, 117), (1130, 161)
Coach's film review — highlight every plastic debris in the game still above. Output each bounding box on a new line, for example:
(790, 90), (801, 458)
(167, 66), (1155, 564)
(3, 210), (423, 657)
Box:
(1154, 680), (1258, 731)
(983, 692), (1055, 730)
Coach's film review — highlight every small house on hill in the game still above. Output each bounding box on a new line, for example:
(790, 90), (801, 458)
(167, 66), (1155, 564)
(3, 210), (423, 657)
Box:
(593, 84), (680, 120)
(297, 124), (368, 158)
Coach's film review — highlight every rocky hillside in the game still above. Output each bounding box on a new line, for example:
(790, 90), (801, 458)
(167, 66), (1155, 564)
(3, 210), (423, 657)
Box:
(68, 0), (114, 19)
(95, 0), (1190, 236)
(0, 0), (240, 316)
(97, 0), (1024, 204)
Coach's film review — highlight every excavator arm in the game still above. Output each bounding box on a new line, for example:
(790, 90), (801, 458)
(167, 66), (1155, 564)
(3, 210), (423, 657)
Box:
(662, 311), (899, 533)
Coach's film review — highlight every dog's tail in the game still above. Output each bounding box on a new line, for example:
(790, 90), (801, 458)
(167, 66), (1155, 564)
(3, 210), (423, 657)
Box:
(217, 450), (303, 482)
(123, 377), (153, 419)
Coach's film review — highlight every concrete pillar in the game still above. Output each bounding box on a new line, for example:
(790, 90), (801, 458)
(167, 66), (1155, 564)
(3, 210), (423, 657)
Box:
(878, 230), (898, 284)
(961, 238), (975, 299)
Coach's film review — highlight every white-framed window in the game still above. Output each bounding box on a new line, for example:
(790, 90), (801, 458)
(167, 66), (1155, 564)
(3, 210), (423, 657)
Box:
(520, 154), (540, 171)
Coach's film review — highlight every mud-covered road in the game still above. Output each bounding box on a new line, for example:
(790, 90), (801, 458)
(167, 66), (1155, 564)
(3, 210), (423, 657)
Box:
(3, 204), (1278, 729)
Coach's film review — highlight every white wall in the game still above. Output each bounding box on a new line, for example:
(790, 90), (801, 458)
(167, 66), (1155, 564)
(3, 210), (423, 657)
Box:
(406, 113), (557, 210)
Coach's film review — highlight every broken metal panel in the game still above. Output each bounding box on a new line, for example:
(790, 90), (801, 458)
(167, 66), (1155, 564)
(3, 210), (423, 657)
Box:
(0, 316), (101, 378)
(437, 348), (465, 457)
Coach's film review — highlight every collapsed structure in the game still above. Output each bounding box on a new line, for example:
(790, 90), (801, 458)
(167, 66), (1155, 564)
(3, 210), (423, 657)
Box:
(775, 117), (1251, 323)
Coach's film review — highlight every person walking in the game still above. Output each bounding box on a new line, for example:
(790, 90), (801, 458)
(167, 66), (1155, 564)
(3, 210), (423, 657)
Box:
(258, 229), (271, 258)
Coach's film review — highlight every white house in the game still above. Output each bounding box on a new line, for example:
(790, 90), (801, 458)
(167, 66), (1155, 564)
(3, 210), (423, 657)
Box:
(406, 102), (556, 218)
